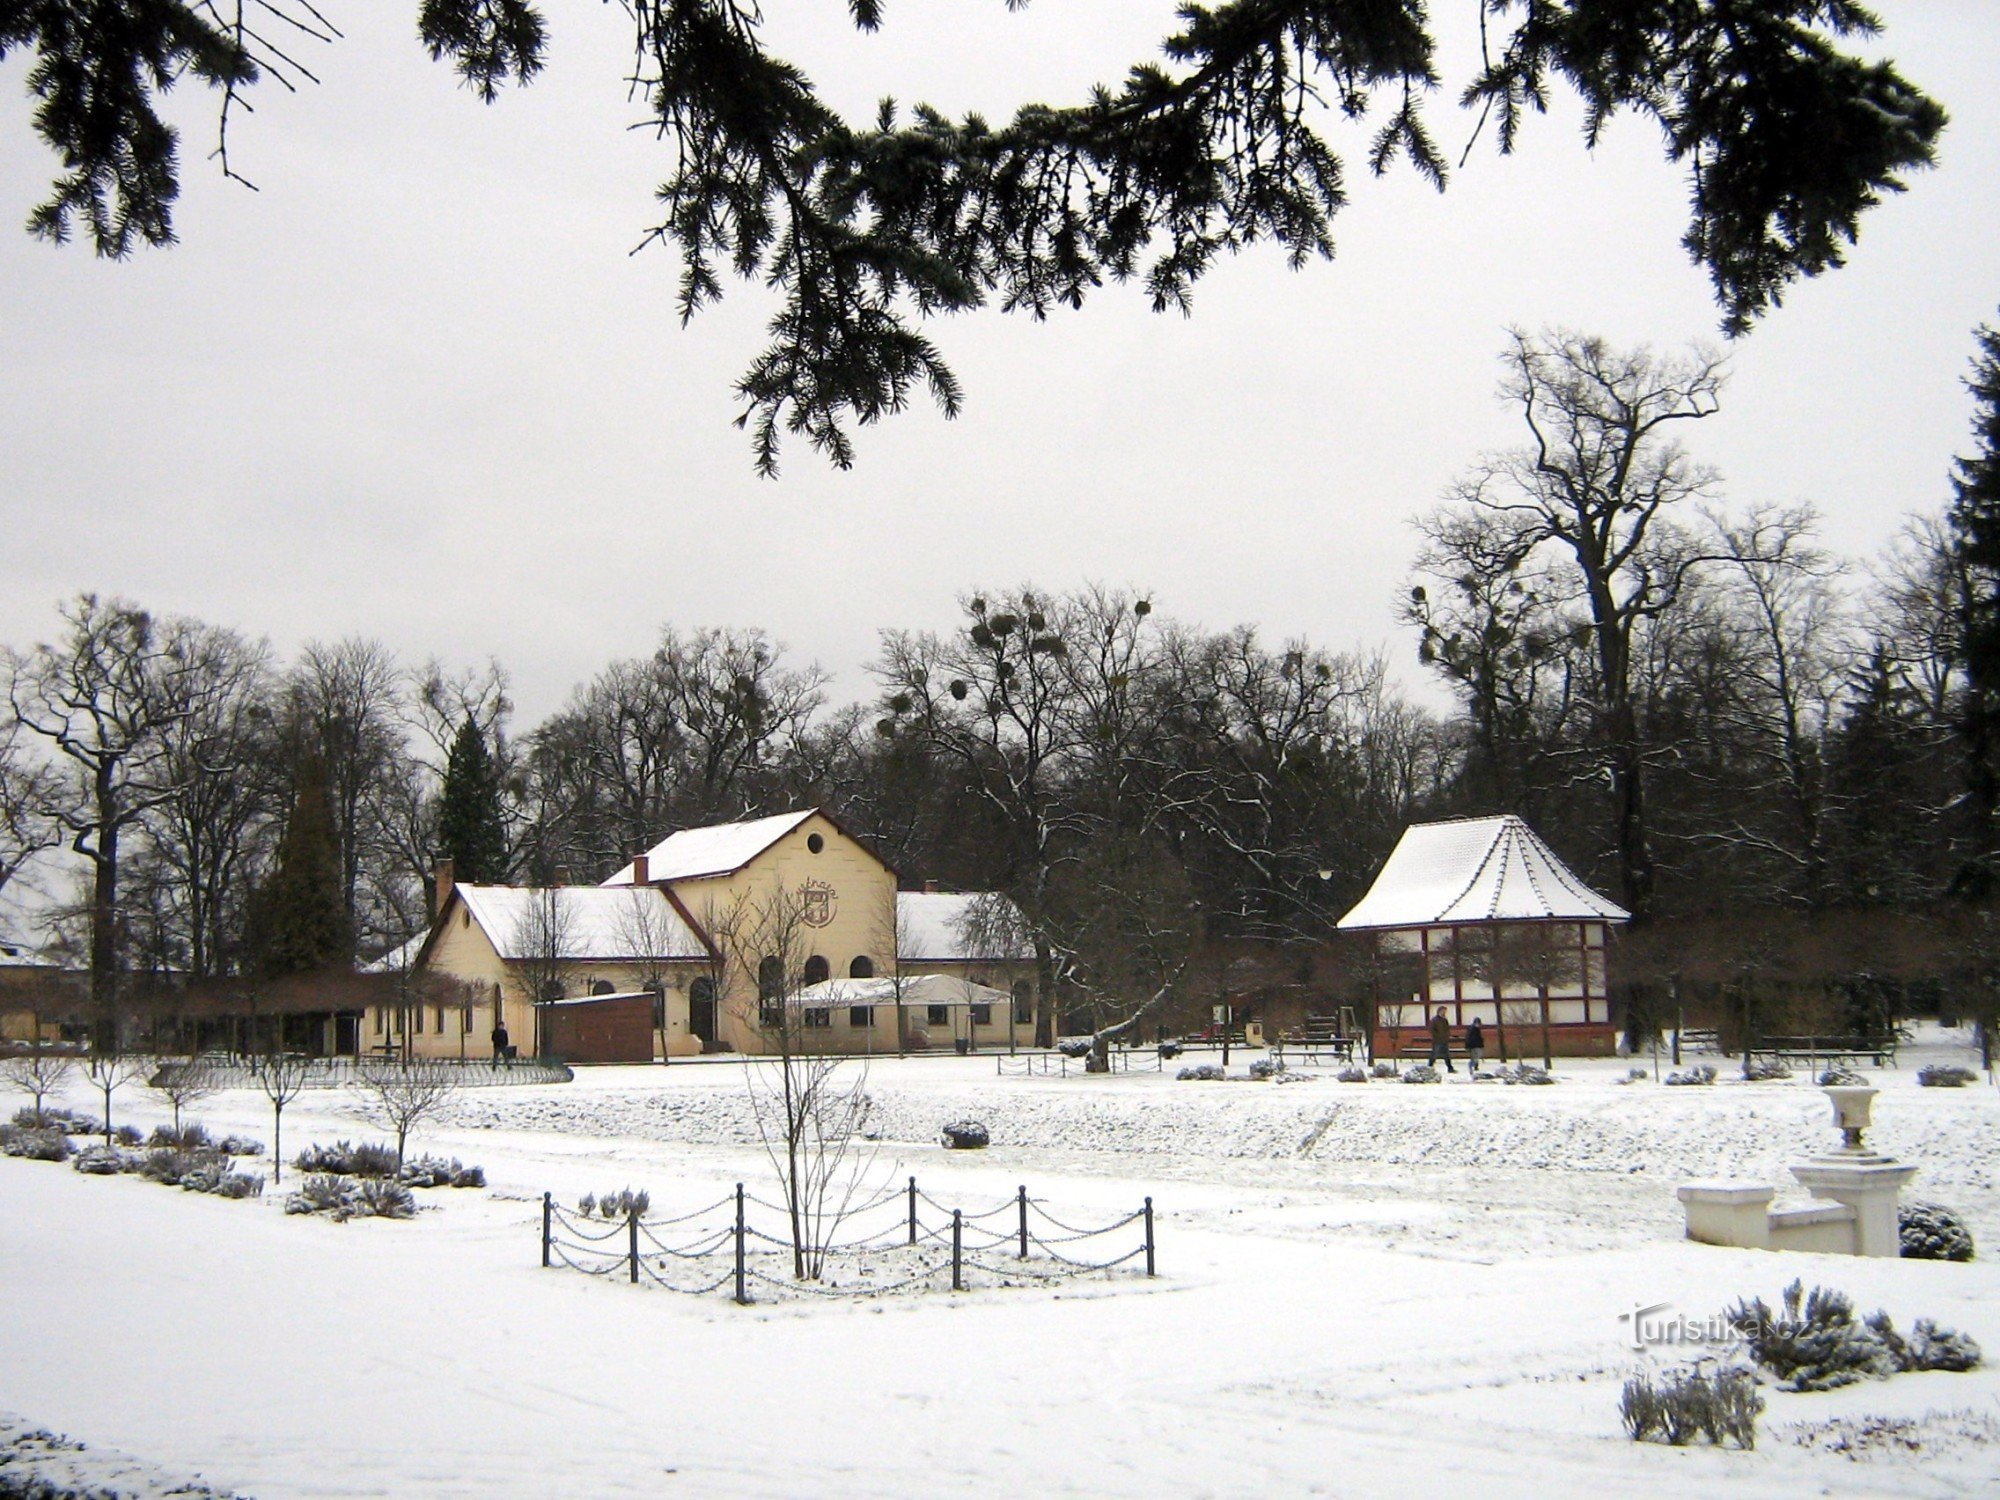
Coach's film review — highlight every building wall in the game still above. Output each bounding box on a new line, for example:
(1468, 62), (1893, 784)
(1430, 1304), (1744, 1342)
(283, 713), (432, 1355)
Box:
(1370, 920), (1618, 1058)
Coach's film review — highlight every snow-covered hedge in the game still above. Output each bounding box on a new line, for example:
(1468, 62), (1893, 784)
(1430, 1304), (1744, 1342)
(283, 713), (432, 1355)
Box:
(1917, 1064), (1978, 1088)
(1900, 1201), (1976, 1262)
(940, 1119), (990, 1149)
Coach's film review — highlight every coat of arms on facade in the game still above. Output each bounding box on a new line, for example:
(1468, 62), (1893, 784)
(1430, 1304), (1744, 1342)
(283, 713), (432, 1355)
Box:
(800, 879), (836, 928)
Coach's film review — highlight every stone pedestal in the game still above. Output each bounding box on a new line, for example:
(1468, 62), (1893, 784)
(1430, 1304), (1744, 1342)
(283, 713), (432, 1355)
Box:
(1677, 1181), (1775, 1249)
(1789, 1154), (1920, 1257)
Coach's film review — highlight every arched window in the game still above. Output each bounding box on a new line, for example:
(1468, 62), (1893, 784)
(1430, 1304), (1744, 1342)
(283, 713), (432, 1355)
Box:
(590, 979), (615, 996)
(849, 955), (874, 979)
(1012, 979), (1034, 1026)
(803, 955), (830, 986)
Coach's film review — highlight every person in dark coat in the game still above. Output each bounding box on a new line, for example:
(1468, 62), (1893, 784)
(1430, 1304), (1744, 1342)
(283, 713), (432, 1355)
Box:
(1427, 1009), (1454, 1072)
(491, 1020), (511, 1063)
(1464, 1018), (1486, 1074)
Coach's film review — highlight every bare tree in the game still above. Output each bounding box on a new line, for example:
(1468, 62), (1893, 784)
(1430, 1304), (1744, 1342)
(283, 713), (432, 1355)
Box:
(81, 1045), (151, 1145)
(252, 1045), (314, 1182)
(715, 880), (878, 1280)
(357, 1059), (460, 1169)
(616, 886), (687, 1061)
(1415, 330), (1735, 918)
(5, 596), (255, 1030)
(508, 886), (577, 1059)
(148, 1055), (220, 1135)
(2, 1048), (75, 1123)
(0, 717), (62, 905)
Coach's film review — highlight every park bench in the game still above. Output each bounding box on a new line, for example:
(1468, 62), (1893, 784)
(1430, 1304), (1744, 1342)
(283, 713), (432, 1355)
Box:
(1749, 1034), (1899, 1068)
(1271, 1022), (1357, 1067)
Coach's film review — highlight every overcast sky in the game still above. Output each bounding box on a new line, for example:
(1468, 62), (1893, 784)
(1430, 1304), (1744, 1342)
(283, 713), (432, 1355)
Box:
(3, 5), (1997, 731)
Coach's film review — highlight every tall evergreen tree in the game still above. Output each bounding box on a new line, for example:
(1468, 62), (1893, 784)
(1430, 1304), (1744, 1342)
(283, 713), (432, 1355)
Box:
(245, 759), (353, 978)
(438, 718), (508, 885)
(1948, 312), (2000, 885)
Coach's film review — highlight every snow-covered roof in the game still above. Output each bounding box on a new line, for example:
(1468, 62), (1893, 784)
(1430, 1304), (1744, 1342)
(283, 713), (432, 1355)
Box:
(897, 891), (1034, 961)
(793, 974), (1014, 1008)
(600, 809), (817, 886)
(1336, 815), (1629, 931)
(457, 885), (707, 961)
(360, 932), (426, 975)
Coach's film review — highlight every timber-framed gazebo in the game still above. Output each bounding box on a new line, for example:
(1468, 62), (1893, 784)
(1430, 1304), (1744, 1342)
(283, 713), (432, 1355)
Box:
(1337, 815), (1630, 1059)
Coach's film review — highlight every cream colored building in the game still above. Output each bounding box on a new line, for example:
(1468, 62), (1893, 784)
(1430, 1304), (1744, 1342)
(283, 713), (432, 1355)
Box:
(382, 808), (1036, 1061)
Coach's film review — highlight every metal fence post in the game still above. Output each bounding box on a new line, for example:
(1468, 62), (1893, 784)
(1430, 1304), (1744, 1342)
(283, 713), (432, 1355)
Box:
(628, 1205), (640, 1284)
(1017, 1185), (1028, 1259)
(907, 1175), (917, 1245)
(541, 1191), (552, 1268)
(1144, 1196), (1156, 1277)
(952, 1209), (963, 1291)
(734, 1183), (747, 1305)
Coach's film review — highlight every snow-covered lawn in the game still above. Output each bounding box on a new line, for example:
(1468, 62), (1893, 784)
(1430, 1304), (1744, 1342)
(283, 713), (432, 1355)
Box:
(3, 1029), (1995, 1497)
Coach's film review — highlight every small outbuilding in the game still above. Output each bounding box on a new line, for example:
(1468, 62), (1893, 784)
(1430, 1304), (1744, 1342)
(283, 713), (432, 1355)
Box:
(1337, 815), (1629, 1059)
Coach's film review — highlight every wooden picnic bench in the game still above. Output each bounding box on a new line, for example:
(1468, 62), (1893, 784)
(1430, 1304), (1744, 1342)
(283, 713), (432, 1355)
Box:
(1271, 1023), (1357, 1067)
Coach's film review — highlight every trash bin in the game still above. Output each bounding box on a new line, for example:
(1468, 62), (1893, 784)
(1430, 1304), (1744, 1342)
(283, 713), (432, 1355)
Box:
(1244, 1020), (1265, 1047)
(955, 1038), (970, 1056)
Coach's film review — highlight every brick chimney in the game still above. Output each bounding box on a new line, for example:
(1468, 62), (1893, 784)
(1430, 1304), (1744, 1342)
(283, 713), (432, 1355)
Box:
(433, 857), (456, 918)
(633, 853), (650, 886)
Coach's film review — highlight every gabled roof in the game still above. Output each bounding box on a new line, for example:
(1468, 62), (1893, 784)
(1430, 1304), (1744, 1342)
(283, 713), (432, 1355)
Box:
(360, 932), (426, 975)
(455, 884), (707, 961)
(1336, 815), (1629, 931)
(600, 809), (818, 887)
(897, 891), (1034, 961)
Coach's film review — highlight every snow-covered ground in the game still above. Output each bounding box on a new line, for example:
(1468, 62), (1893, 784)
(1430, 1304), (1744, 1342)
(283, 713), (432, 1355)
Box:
(3, 1026), (1996, 1497)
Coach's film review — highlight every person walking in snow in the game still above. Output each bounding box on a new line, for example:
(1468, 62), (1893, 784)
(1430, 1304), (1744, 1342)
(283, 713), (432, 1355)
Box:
(1464, 1018), (1485, 1074)
(1427, 1008), (1454, 1073)
(491, 1020), (511, 1063)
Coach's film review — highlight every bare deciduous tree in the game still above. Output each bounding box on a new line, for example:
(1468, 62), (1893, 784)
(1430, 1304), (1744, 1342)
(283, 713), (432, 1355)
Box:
(2, 1048), (76, 1123)
(357, 1059), (460, 1169)
(715, 880), (878, 1280)
(82, 1045), (151, 1145)
(148, 1056), (220, 1135)
(252, 1045), (314, 1182)
(509, 886), (577, 1059)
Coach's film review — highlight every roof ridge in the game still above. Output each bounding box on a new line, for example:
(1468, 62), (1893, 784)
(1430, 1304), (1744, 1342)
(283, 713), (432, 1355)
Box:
(1439, 821), (1505, 922)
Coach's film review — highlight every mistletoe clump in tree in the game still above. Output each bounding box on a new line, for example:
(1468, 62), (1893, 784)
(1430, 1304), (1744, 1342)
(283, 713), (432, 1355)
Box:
(4, 2), (1945, 473)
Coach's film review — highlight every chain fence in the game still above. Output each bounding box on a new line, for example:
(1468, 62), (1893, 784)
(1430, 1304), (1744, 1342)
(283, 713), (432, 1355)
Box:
(994, 1048), (1161, 1078)
(541, 1176), (1157, 1304)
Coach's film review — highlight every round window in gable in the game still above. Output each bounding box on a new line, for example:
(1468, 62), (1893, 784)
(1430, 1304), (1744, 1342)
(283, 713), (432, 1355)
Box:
(807, 833), (825, 853)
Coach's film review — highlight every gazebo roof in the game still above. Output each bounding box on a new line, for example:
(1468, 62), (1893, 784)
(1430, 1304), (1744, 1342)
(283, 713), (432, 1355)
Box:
(1336, 815), (1629, 931)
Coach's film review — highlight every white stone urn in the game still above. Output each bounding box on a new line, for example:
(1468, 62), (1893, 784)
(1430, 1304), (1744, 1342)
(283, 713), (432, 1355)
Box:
(1823, 1084), (1877, 1152)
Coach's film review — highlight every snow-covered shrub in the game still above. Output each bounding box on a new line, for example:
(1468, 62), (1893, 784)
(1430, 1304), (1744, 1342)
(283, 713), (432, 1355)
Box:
(1057, 1038), (1093, 1059)
(1370, 1061), (1398, 1079)
(295, 1139), (398, 1178)
(1917, 1064), (1977, 1088)
(1248, 1058), (1282, 1080)
(205, 1169), (265, 1199)
(287, 1173), (358, 1218)
(13, 1105), (98, 1135)
(1620, 1364), (1761, 1448)
(140, 1147), (227, 1186)
(1894, 1319), (1984, 1372)
(1817, 1068), (1866, 1087)
(1157, 1042), (1183, 1060)
(1499, 1063), (1553, 1085)
(148, 1122), (213, 1150)
(1664, 1064), (1716, 1086)
(1617, 1067), (1648, 1084)
(357, 1178), (416, 1219)
(1335, 1067), (1369, 1083)
(215, 1134), (263, 1157)
(1726, 1280), (1983, 1391)
(1177, 1064), (1226, 1081)
(1900, 1201), (1976, 1262)
(398, 1155), (485, 1188)
(1, 1124), (74, 1161)
(593, 1187), (650, 1219)
(113, 1123), (142, 1146)
(1728, 1282), (1897, 1390)
(1401, 1065), (1439, 1084)
(940, 1119), (990, 1149)
(69, 1144), (132, 1175)
(1742, 1060), (1793, 1082)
